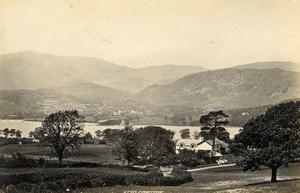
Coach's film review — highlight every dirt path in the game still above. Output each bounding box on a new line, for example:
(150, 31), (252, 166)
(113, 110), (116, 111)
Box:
(187, 163), (236, 172)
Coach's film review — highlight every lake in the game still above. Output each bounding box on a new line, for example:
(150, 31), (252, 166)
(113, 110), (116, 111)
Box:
(0, 120), (242, 140)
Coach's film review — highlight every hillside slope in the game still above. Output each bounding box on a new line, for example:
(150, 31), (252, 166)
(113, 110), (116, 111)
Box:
(0, 51), (207, 92)
(233, 61), (300, 72)
(136, 68), (300, 109)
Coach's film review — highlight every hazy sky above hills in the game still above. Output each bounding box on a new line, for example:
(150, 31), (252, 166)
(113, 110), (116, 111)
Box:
(1, 0), (300, 69)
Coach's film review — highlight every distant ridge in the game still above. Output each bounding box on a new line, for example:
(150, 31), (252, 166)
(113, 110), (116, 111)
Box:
(232, 61), (300, 72)
(136, 68), (300, 110)
(0, 51), (207, 92)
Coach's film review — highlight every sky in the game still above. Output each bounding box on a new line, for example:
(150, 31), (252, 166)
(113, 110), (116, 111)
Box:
(0, 0), (300, 69)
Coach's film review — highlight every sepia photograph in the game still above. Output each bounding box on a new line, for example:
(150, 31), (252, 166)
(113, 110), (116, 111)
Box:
(0, 0), (300, 192)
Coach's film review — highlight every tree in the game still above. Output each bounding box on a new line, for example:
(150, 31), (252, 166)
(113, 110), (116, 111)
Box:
(15, 130), (22, 139)
(102, 128), (123, 143)
(112, 126), (136, 165)
(1, 128), (21, 138)
(39, 110), (85, 164)
(94, 130), (103, 139)
(83, 132), (93, 143)
(180, 129), (190, 139)
(9, 129), (16, 138)
(134, 126), (175, 165)
(193, 131), (200, 139)
(2, 128), (9, 138)
(233, 101), (300, 182)
(199, 111), (230, 152)
(29, 127), (45, 140)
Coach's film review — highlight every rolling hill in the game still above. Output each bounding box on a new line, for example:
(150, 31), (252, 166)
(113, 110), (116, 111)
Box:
(0, 51), (207, 93)
(0, 81), (133, 115)
(136, 68), (300, 110)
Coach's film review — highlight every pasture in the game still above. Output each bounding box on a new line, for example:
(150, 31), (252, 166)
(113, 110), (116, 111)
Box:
(1, 142), (300, 192)
(0, 143), (116, 164)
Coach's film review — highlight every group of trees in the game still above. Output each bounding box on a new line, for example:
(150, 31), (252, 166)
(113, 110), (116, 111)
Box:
(0, 128), (22, 138)
(105, 126), (175, 166)
(198, 102), (300, 183)
(30, 110), (175, 166)
(29, 100), (299, 183)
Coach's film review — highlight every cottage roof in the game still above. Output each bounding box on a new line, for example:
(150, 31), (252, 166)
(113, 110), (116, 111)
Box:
(176, 138), (204, 146)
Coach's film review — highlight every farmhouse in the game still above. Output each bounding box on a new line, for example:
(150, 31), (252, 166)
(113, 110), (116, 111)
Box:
(175, 138), (229, 155)
(176, 138), (212, 154)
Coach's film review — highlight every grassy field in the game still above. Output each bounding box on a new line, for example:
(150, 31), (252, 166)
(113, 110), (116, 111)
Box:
(72, 163), (300, 193)
(0, 143), (117, 163)
(1, 143), (300, 192)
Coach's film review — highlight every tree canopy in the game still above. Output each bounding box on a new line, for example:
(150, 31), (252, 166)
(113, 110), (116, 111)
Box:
(1, 128), (22, 138)
(38, 110), (85, 163)
(233, 101), (300, 182)
(112, 126), (136, 165)
(133, 126), (175, 165)
(106, 126), (175, 166)
(180, 128), (190, 139)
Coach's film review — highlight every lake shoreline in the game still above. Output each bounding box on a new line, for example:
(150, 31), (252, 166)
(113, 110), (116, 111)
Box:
(0, 119), (242, 139)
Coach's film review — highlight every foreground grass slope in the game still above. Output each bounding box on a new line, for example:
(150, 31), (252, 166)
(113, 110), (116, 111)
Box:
(73, 163), (300, 193)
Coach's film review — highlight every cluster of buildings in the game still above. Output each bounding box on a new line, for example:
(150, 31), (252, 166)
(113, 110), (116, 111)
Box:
(175, 137), (229, 156)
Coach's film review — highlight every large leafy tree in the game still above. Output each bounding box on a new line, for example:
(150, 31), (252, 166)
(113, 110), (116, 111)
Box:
(233, 101), (300, 182)
(38, 110), (85, 164)
(199, 110), (230, 151)
(102, 128), (123, 143)
(112, 126), (136, 165)
(94, 130), (103, 139)
(134, 126), (175, 165)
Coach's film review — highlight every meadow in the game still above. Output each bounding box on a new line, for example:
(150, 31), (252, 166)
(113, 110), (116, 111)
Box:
(1, 143), (300, 192)
(0, 143), (116, 164)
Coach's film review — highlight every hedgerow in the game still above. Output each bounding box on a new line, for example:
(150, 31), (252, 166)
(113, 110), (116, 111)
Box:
(1, 168), (192, 192)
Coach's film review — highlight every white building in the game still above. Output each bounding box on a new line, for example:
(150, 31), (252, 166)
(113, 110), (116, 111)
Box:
(175, 138), (212, 154)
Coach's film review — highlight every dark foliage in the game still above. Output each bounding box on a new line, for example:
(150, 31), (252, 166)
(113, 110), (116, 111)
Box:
(233, 101), (300, 182)
(1, 168), (193, 192)
(199, 110), (230, 151)
(133, 126), (175, 165)
(177, 149), (206, 168)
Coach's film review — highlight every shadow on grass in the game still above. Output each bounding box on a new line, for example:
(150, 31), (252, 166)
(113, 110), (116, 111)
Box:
(246, 178), (300, 186)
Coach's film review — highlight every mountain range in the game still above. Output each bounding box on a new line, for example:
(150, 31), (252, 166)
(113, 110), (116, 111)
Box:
(0, 51), (299, 116)
(0, 51), (207, 93)
(135, 68), (300, 109)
